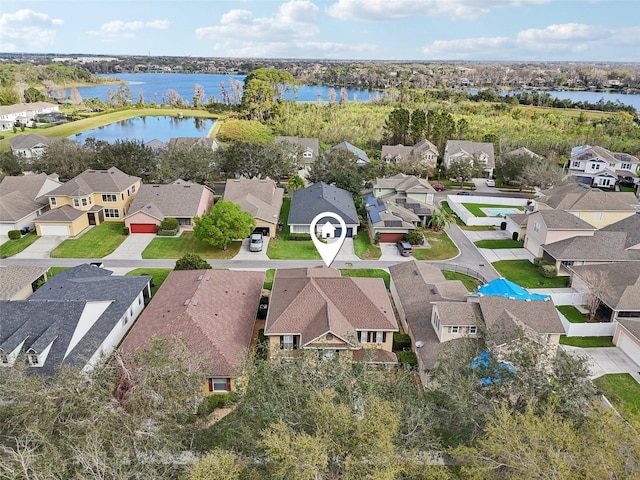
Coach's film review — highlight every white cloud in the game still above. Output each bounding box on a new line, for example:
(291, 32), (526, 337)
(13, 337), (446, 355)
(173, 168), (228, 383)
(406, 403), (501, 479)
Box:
(421, 37), (513, 59)
(196, 0), (319, 41)
(209, 39), (377, 59)
(87, 19), (170, 40)
(0, 9), (63, 52)
(326, 0), (550, 21)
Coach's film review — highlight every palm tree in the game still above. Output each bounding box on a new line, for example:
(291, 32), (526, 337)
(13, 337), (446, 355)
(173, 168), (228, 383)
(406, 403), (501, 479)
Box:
(429, 207), (455, 232)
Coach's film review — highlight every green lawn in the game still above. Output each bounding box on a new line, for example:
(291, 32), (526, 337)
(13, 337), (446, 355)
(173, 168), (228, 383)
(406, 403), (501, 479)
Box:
(557, 305), (587, 323)
(263, 268), (275, 290)
(593, 373), (640, 429)
(493, 260), (570, 288)
(126, 268), (172, 296)
(47, 266), (69, 278)
(559, 335), (614, 347)
(340, 268), (390, 289)
(474, 239), (523, 249)
(440, 201), (493, 231)
(412, 230), (459, 260)
(442, 271), (483, 292)
(267, 197), (321, 260)
(142, 232), (240, 259)
(353, 230), (381, 260)
(462, 203), (524, 218)
(0, 232), (39, 257)
(50, 222), (127, 258)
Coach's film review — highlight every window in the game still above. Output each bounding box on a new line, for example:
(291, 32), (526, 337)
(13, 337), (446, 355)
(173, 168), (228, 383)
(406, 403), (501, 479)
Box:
(104, 208), (120, 218)
(127, 189), (130, 196)
(28, 354), (39, 365)
(594, 212), (603, 221)
(469, 326), (477, 334)
(359, 331), (387, 343)
(533, 222), (540, 233)
(121, 193), (124, 200)
(50, 197), (57, 206)
(73, 199), (80, 207)
(102, 194), (117, 202)
(132, 185), (136, 193)
(280, 335), (297, 350)
(622, 163), (632, 170)
(208, 377), (229, 392)
(571, 161), (581, 168)
(0, 352), (8, 364)
(449, 326), (459, 334)
(375, 331), (386, 343)
(82, 198), (88, 206)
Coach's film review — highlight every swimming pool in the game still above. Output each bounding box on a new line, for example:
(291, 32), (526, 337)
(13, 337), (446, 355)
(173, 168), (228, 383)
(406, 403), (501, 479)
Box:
(482, 207), (523, 216)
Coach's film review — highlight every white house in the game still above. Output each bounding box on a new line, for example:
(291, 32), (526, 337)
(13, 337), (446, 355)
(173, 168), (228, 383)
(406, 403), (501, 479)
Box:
(568, 145), (640, 188)
(0, 102), (61, 131)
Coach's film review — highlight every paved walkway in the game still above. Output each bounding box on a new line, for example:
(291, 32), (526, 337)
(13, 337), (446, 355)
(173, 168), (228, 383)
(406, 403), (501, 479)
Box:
(562, 345), (640, 381)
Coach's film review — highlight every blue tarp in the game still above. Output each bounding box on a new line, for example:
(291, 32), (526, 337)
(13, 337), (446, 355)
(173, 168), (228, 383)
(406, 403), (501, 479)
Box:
(476, 277), (549, 301)
(471, 350), (516, 385)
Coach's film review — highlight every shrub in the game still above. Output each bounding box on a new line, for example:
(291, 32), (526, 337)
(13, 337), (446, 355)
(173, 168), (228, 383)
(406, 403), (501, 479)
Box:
(122, 226), (130, 236)
(161, 217), (179, 230)
(393, 333), (412, 351)
(7, 230), (21, 240)
(196, 392), (238, 416)
(288, 233), (312, 241)
(397, 351), (418, 368)
(156, 228), (179, 236)
(175, 253), (212, 270)
(405, 229), (424, 245)
(532, 257), (544, 266)
(373, 232), (381, 244)
(538, 264), (557, 278)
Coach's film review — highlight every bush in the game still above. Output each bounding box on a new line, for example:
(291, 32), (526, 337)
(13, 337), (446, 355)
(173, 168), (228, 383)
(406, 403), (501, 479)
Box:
(288, 233), (312, 241)
(161, 217), (179, 230)
(393, 332), (412, 351)
(156, 228), (179, 236)
(405, 229), (424, 245)
(397, 351), (418, 368)
(7, 230), (21, 240)
(373, 232), (381, 244)
(122, 226), (130, 235)
(196, 392), (237, 416)
(532, 257), (544, 266)
(538, 264), (557, 278)
(175, 253), (212, 270)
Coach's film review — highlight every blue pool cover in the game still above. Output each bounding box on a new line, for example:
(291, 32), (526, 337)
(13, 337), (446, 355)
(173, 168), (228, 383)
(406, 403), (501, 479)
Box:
(476, 278), (549, 301)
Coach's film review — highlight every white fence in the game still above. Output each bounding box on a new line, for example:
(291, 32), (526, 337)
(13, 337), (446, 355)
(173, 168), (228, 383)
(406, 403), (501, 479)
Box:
(446, 195), (531, 226)
(531, 288), (585, 306)
(558, 312), (616, 337)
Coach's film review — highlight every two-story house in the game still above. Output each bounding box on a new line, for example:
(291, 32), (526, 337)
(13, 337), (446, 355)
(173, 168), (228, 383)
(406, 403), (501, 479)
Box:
(381, 139), (439, 172)
(568, 145), (639, 188)
(444, 140), (495, 178)
(34, 167), (141, 236)
(0, 102), (61, 131)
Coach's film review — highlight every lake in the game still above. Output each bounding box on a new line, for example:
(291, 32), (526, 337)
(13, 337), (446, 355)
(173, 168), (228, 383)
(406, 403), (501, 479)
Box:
(76, 73), (384, 104)
(72, 115), (216, 143)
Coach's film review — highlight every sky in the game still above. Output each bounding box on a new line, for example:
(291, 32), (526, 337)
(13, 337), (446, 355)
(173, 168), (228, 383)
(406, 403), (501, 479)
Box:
(1, 0), (639, 62)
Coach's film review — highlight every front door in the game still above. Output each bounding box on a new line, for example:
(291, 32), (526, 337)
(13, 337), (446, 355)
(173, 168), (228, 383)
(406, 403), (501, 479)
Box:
(88, 212), (96, 225)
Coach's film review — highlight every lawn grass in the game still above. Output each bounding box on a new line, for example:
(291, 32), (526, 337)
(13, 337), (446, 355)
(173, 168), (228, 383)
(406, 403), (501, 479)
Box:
(559, 335), (614, 347)
(263, 268), (275, 290)
(440, 201), (493, 231)
(142, 232), (240, 259)
(353, 229), (381, 260)
(47, 266), (69, 278)
(442, 271), (482, 292)
(474, 239), (523, 249)
(412, 230), (459, 260)
(340, 268), (390, 289)
(50, 222), (127, 258)
(267, 197), (321, 260)
(126, 268), (172, 296)
(557, 305), (587, 323)
(0, 232), (39, 257)
(462, 203), (524, 218)
(493, 259), (570, 288)
(593, 373), (640, 429)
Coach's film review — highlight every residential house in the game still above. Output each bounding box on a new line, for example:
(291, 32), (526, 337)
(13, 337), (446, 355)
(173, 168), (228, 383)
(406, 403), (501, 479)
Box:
(523, 209), (596, 258)
(288, 182), (359, 238)
(327, 141), (370, 166)
(0, 173), (62, 237)
(0, 265), (48, 300)
(120, 270), (264, 393)
(167, 137), (218, 152)
(34, 167), (141, 236)
(0, 264), (150, 373)
(9, 134), (63, 159)
(0, 102), (60, 131)
(275, 136), (319, 167)
(613, 320), (640, 366)
(124, 179), (214, 233)
(264, 267), (398, 364)
(381, 139), (439, 171)
(365, 174), (436, 242)
(444, 140), (495, 178)
(222, 177), (284, 237)
(537, 183), (637, 229)
(502, 147), (544, 162)
(567, 145), (639, 188)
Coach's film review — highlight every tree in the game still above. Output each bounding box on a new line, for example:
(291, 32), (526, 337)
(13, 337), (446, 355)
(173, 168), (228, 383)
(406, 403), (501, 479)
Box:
(518, 159), (567, 189)
(0, 151), (23, 176)
(241, 68), (296, 121)
(497, 153), (531, 185)
(188, 449), (244, 480)
(23, 86), (45, 103)
(194, 201), (255, 250)
(69, 86), (83, 105)
(89, 138), (158, 182)
(216, 141), (298, 181)
(446, 157), (475, 187)
(175, 253), (212, 270)
(157, 143), (216, 184)
(306, 148), (363, 194)
(384, 108), (410, 144)
(193, 83), (206, 107)
(31, 139), (93, 180)
(287, 174), (306, 191)
(0, 86), (20, 105)
(410, 109), (427, 143)
(429, 207), (455, 232)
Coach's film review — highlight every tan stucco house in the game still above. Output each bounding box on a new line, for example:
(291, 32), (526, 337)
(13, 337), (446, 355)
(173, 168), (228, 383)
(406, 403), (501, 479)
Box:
(222, 177), (284, 237)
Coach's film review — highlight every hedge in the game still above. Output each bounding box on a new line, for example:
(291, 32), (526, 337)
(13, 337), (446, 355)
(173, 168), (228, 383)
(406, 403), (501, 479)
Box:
(397, 351), (418, 368)
(156, 228), (179, 236)
(288, 233), (312, 241)
(393, 333), (412, 351)
(8, 230), (21, 240)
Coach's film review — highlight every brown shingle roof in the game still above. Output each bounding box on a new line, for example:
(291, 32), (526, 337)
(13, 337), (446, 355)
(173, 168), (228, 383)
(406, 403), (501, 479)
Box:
(540, 183), (638, 212)
(47, 167), (139, 196)
(125, 180), (212, 220)
(537, 209), (595, 230)
(35, 204), (86, 222)
(223, 177), (284, 225)
(478, 296), (565, 336)
(120, 270), (264, 377)
(570, 263), (640, 311)
(0, 265), (49, 300)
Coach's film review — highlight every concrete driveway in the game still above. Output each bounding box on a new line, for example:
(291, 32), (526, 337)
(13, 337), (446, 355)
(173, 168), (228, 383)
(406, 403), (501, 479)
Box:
(234, 236), (271, 260)
(104, 233), (156, 260)
(379, 242), (413, 262)
(13, 235), (68, 259)
(562, 345), (640, 380)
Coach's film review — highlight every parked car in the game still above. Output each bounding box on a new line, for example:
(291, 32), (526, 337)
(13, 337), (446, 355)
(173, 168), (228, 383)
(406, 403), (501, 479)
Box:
(486, 179), (495, 187)
(249, 232), (263, 252)
(457, 191), (471, 195)
(396, 240), (413, 257)
(20, 226), (32, 235)
(432, 183), (446, 191)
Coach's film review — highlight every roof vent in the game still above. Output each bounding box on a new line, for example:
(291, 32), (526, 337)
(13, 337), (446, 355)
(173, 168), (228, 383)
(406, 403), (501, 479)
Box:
(183, 299), (191, 306)
(192, 299), (199, 306)
(197, 275), (203, 281)
(204, 274), (211, 281)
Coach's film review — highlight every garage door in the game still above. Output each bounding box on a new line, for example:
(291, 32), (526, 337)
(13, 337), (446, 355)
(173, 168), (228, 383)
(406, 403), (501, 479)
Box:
(380, 232), (406, 243)
(39, 224), (70, 236)
(617, 332), (640, 365)
(130, 223), (157, 234)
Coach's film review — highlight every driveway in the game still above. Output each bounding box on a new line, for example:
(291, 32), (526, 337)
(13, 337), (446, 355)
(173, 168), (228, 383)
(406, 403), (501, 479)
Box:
(13, 235), (68, 259)
(334, 237), (359, 264)
(378, 242), (413, 262)
(234, 236), (271, 260)
(562, 345), (640, 381)
(104, 233), (156, 260)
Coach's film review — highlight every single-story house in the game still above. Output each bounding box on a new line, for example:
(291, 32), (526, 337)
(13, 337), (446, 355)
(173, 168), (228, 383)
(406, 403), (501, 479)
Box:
(120, 270), (264, 394)
(124, 179), (214, 233)
(288, 182), (359, 238)
(327, 141), (370, 166)
(0, 264), (151, 373)
(0, 173), (62, 237)
(0, 265), (49, 300)
(264, 267), (398, 364)
(222, 177), (284, 237)
(9, 134), (63, 159)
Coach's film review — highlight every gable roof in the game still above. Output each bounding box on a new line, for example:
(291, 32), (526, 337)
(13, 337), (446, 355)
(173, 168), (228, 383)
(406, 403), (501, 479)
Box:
(0, 173), (62, 222)
(288, 182), (359, 225)
(328, 141), (369, 165)
(373, 173), (436, 194)
(539, 183), (637, 212)
(600, 213), (640, 249)
(0, 265), (49, 300)
(504, 147), (543, 160)
(0, 264), (150, 374)
(265, 268), (397, 346)
(478, 296), (565, 337)
(125, 180), (213, 220)
(121, 270), (264, 377)
(535, 209), (596, 231)
(446, 140), (495, 167)
(275, 136), (319, 158)
(222, 177), (284, 224)
(9, 134), (61, 150)
(167, 137), (218, 151)
(381, 144), (413, 161)
(570, 263), (640, 311)
(35, 204), (87, 222)
(47, 167), (139, 196)
(543, 231), (640, 262)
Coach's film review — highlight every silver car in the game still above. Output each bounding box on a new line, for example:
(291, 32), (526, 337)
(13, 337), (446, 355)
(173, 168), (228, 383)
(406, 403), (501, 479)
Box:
(249, 233), (263, 252)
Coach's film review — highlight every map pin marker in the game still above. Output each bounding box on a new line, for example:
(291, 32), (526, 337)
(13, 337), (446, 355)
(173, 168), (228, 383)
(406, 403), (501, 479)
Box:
(310, 211), (347, 267)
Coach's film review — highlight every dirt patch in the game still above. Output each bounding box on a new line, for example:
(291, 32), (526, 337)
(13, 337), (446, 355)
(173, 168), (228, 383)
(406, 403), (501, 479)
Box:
(206, 405), (237, 427)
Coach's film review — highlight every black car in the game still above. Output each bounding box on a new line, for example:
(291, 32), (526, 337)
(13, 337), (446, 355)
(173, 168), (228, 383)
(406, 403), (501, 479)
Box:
(457, 191), (471, 195)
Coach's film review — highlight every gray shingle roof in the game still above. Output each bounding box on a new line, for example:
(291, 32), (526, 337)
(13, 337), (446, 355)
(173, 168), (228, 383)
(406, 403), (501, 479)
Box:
(126, 180), (213, 220)
(478, 296), (565, 336)
(570, 263), (640, 311)
(0, 173), (61, 222)
(288, 182), (359, 225)
(222, 177), (284, 224)
(275, 136), (319, 163)
(543, 231), (640, 262)
(446, 140), (495, 168)
(540, 183), (638, 212)
(537, 209), (595, 230)
(0, 265), (49, 300)
(35, 204), (87, 222)
(328, 141), (369, 165)
(47, 167), (139, 196)
(600, 213), (640, 249)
